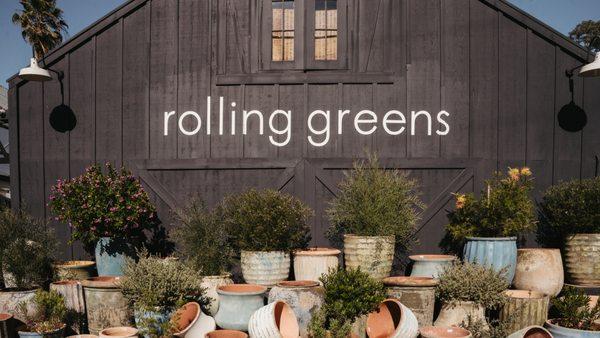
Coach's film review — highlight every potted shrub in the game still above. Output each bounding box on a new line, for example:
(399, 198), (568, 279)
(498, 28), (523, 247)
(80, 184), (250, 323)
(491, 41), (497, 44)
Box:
(172, 198), (235, 315)
(545, 286), (600, 336)
(443, 167), (535, 283)
(538, 177), (600, 286)
(118, 251), (208, 338)
(16, 290), (67, 338)
(49, 163), (159, 276)
(307, 268), (386, 338)
(221, 188), (312, 286)
(326, 155), (424, 280)
(434, 261), (508, 327)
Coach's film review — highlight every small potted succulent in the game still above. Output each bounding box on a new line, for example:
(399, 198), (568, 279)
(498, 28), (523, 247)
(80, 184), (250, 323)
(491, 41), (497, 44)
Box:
(307, 268), (386, 338)
(434, 261), (508, 327)
(545, 286), (600, 336)
(49, 163), (159, 276)
(221, 188), (313, 286)
(538, 177), (600, 286)
(443, 167), (535, 283)
(327, 155), (424, 280)
(16, 290), (67, 338)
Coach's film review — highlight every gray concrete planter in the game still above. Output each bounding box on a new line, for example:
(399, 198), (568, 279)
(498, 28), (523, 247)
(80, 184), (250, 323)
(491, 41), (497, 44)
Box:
(565, 234), (600, 286)
(499, 290), (549, 333)
(383, 276), (438, 327)
(81, 277), (132, 335)
(50, 280), (86, 334)
(343, 235), (395, 280)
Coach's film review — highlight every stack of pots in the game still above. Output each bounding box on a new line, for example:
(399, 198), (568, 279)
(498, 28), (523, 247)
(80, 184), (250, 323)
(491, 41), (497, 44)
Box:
(382, 276), (438, 327)
(268, 281), (324, 337)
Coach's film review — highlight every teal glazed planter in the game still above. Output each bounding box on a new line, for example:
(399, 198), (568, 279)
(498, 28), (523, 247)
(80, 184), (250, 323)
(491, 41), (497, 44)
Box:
(463, 237), (517, 283)
(214, 284), (267, 332)
(409, 255), (456, 278)
(134, 307), (174, 338)
(95, 237), (136, 276)
(545, 320), (600, 337)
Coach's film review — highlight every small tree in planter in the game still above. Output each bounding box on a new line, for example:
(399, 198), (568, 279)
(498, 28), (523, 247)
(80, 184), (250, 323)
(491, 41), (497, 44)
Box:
(326, 155), (424, 280)
(220, 188), (312, 286)
(538, 177), (600, 286)
(546, 286), (600, 335)
(49, 163), (159, 276)
(17, 290), (68, 338)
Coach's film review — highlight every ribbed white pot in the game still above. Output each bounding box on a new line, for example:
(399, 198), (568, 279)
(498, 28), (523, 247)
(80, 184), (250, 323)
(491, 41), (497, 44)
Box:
(366, 299), (419, 338)
(248, 301), (299, 338)
(293, 248), (340, 282)
(201, 275), (234, 316)
(241, 251), (290, 286)
(343, 235), (395, 280)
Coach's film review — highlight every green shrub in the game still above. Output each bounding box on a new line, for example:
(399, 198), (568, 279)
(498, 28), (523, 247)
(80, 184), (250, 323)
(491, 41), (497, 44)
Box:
(221, 189), (312, 252)
(326, 154), (424, 251)
(172, 199), (234, 276)
(436, 261), (508, 309)
(537, 177), (600, 248)
(18, 290), (67, 333)
(550, 286), (600, 331)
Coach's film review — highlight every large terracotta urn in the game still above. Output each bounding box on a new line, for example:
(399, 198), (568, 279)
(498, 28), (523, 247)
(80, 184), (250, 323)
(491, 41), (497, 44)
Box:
(564, 233), (600, 286)
(343, 235), (395, 280)
(240, 251), (290, 287)
(293, 248), (340, 282)
(268, 281), (324, 338)
(499, 290), (549, 333)
(383, 276), (438, 326)
(513, 248), (564, 296)
(214, 284), (267, 332)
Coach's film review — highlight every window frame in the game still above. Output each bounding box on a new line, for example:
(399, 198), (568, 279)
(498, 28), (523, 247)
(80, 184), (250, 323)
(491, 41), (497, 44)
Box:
(305, 0), (347, 70)
(261, 0), (305, 70)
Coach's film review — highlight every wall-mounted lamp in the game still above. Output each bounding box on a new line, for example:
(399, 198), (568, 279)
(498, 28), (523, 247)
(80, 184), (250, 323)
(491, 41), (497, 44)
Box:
(18, 58), (63, 82)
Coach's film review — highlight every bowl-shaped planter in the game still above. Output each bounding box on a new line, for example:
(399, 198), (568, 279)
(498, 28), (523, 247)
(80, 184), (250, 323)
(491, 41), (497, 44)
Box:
(98, 327), (138, 338)
(53, 261), (96, 281)
(0, 288), (38, 322)
(343, 235), (395, 280)
(249, 301), (300, 338)
(408, 255), (456, 278)
(499, 290), (549, 333)
(293, 248), (340, 282)
(18, 324), (65, 338)
(0, 313), (15, 338)
(133, 307), (174, 338)
(240, 251), (290, 286)
(268, 281), (324, 338)
(214, 284), (267, 331)
(434, 301), (486, 328)
(95, 237), (136, 277)
(545, 319), (600, 338)
(171, 302), (215, 338)
(514, 248), (564, 297)
(507, 325), (552, 338)
(366, 299), (419, 338)
(201, 274), (234, 316)
(419, 326), (472, 338)
(565, 233), (600, 286)
(50, 280), (86, 333)
(81, 277), (132, 335)
(206, 330), (249, 338)
(383, 276), (438, 326)
(463, 237), (517, 283)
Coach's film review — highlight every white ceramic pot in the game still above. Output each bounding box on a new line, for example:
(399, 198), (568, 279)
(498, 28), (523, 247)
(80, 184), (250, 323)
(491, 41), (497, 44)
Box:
(507, 325), (552, 338)
(343, 235), (395, 280)
(50, 280), (86, 333)
(513, 248), (564, 297)
(420, 326), (472, 338)
(366, 299), (419, 338)
(99, 327), (138, 338)
(433, 301), (486, 328)
(241, 251), (290, 286)
(172, 302), (215, 338)
(248, 301), (299, 338)
(201, 274), (234, 316)
(0, 288), (37, 322)
(293, 248), (340, 282)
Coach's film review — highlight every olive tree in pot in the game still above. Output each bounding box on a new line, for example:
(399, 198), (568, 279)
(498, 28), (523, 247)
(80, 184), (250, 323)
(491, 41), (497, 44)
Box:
(545, 286), (600, 337)
(16, 290), (67, 338)
(221, 189), (313, 287)
(538, 177), (600, 287)
(442, 167), (535, 283)
(49, 163), (159, 276)
(326, 155), (424, 280)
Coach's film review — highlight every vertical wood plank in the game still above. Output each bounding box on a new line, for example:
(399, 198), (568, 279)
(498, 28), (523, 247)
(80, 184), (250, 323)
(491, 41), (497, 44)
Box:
(243, 85), (278, 158)
(582, 76), (600, 178)
(278, 85), (305, 158)
(341, 84), (373, 157)
(8, 85), (20, 210)
(210, 85), (244, 158)
(306, 84), (339, 158)
(373, 83), (407, 157)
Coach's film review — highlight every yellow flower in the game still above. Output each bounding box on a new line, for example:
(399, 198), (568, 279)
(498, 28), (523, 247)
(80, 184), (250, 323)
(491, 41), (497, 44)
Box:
(520, 167), (532, 176)
(508, 168), (520, 181)
(455, 194), (467, 209)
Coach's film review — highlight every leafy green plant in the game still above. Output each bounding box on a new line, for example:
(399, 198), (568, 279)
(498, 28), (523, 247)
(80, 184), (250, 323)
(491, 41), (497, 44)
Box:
(18, 290), (66, 333)
(442, 167), (535, 254)
(172, 198), (234, 276)
(537, 177), (600, 248)
(550, 286), (600, 331)
(326, 154), (424, 251)
(221, 189), (312, 252)
(462, 317), (513, 338)
(436, 261), (508, 309)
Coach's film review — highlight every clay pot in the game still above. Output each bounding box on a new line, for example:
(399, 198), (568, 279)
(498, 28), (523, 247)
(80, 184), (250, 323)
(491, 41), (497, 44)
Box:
(81, 277), (132, 335)
(268, 280), (325, 338)
(98, 327), (138, 338)
(0, 313), (16, 338)
(17, 325), (65, 338)
(545, 319), (600, 337)
(50, 280), (86, 333)
(201, 274), (234, 316)
(506, 325), (552, 338)
(433, 301), (486, 328)
(248, 301), (300, 338)
(214, 284), (267, 331)
(66, 335), (98, 338)
(409, 255), (456, 278)
(205, 330), (249, 338)
(514, 248), (564, 297)
(383, 276), (438, 327)
(171, 302), (215, 338)
(565, 233), (600, 286)
(293, 248), (340, 282)
(0, 289), (37, 322)
(240, 251), (290, 286)
(366, 299), (419, 338)
(463, 237), (518, 283)
(343, 235), (395, 280)
(419, 326), (472, 338)
(53, 261), (96, 281)
(500, 290), (549, 333)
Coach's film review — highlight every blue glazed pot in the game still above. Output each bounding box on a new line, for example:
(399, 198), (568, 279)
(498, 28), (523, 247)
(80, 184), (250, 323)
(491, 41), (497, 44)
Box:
(18, 325), (64, 338)
(409, 255), (456, 278)
(545, 319), (600, 337)
(134, 307), (174, 338)
(214, 284), (267, 331)
(95, 237), (136, 276)
(463, 237), (517, 283)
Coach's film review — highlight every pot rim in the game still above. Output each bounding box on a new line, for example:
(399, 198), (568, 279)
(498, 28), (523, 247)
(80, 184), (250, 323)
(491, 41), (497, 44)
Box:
(0, 287), (38, 294)
(51, 280), (81, 286)
(18, 323), (66, 335)
(545, 319), (600, 333)
(217, 284), (267, 295)
(205, 329), (248, 338)
(517, 248), (560, 252)
(294, 247), (341, 256)
(172, 302), (201, 335)
(567, 233), (600, 237)
(203, 274), (233, 280)
(241, 250), (289, 256)
(504, 289), (547, 299)
(98, 326), (139, 337)
(465, 236), (517, 241)
(81, 276), (121, 289)
(408, 254), (456, 262)
(0, 313), (13, 321)
(276, 280), (320, 288)
(382, 276), (439, 287)
(53, 260), (96, 268)
(419, 326), (472, 337)
(344, 234), (395, 240)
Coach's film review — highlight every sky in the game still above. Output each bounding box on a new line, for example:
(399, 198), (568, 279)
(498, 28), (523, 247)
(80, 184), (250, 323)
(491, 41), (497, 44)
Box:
(1, 0), (600, 87)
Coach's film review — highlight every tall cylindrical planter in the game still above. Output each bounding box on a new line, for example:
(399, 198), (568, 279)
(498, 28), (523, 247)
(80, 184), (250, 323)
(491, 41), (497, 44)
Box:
(408, 255), (456, 278)
(95, 237), (136, 277)
(433, 301), (486, 328)
(0, 313), (16, 338)
(507, 325), (552, 338)
(50, 280), (86, 333)
(343, 235), (395, 280)
(366, 299), (419, 338)
(214, 284), (267, 332)
(293, 248), (340, 282)
(248, 301), (300, 338)
(499, 290), (549, 333)
(268, 281), (324, 338)
(53, 261), (96, 281)
(0, 289), (37, 322)
(383, 276), (438, 327)
(82, 277), (132, 335)
(463, 237), (517, 283)
(564, 233), (600, 286)
(545, 320), (600, 338)
(240, 251), (290, 287)
(513, 249), (564, 297)
(201, 274), (234, 316)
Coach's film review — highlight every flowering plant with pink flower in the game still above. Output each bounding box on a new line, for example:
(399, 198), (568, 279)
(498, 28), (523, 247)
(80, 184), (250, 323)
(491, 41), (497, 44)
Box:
(49, 163), (158, 246)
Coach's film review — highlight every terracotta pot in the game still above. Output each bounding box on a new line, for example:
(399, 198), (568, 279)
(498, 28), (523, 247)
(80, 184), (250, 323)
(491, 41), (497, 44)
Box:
(383, 276), (438, 326)
(433, 301), (486, 328)
(205, 330), (248, 338)
(408, 255), (456, 278)
(240, 251), (290, 286)
(506, 325), (552, 338)
(171, 302), (215, 338)
(343, 235), (395, 280)
(514, 248), (564, 297)
(565, 233), (600, 286)
(50, 280), (86, 333)
(366, 299), (419, 338)
(0, 288), (37, 322)
(249, 301), (300, 338)
(98, 327), (138, 338)
(201, 274), (234, 316)
(53, 261), (96, 281)
(268, 280), (324, 338)
(17, 325), (65, 338)
(463, 237), (518, 283)
(0, 313), (16, 338)
(545, 319), (600, 337)
(81, 277), (132, 335)
(293, 248), (340, 282)
(214, 284), (267, 331)
(66, 335), (98, 338)
(419, 326), (472, 338)
(500, 290), (549, 333)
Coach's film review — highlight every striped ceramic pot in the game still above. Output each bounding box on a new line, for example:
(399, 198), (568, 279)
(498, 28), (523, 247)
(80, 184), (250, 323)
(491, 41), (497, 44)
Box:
(499, 290), (549, 333)
(564, 233), (600, 286)
(248, 301), (299, 338)
(366, 299), (419, 338)
(463, 237), (517, 283)
(343, 235), (395, 280)
(241, 251), (290, 287)
(293, 248), (340, 282)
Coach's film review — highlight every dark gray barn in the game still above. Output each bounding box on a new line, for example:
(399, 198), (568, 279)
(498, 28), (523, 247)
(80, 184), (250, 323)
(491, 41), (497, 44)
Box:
(7, 0), (600, 259)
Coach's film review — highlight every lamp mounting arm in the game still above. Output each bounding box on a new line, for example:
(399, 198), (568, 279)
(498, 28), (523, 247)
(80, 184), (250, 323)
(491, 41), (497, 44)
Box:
(566, 36), (600, 78)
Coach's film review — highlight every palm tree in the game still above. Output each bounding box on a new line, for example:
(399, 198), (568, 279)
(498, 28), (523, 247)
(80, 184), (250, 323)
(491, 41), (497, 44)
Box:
(12, 0), (68, 60)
